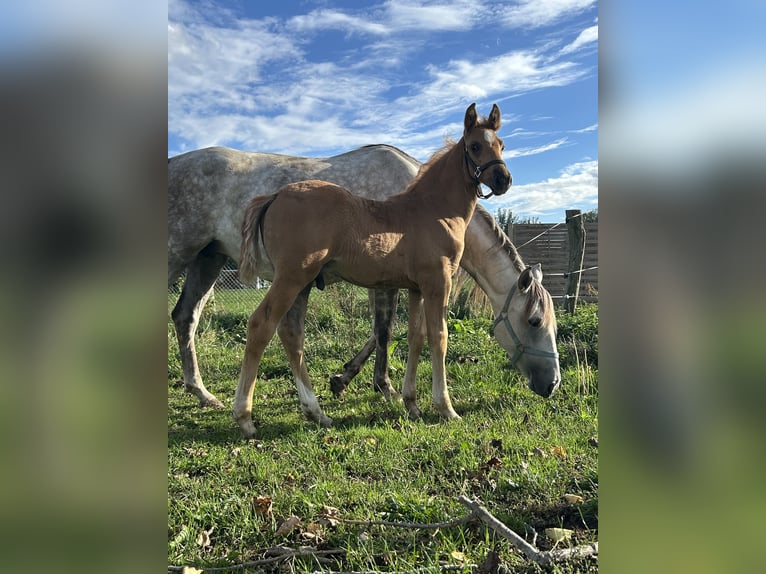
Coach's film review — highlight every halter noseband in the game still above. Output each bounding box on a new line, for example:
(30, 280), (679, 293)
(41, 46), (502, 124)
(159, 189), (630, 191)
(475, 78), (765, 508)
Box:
(493, 283), (560, 366)
(465, 146), (506, 200)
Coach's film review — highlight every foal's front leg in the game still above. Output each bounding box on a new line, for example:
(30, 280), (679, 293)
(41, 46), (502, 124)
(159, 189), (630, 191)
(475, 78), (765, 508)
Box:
(423, 286), (460, 421)
(277, 285), (333, 426)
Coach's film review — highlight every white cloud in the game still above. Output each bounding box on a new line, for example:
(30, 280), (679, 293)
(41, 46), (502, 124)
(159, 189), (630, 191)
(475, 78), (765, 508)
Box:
(288, 9), (389, 35)
(560, 24), (598, 54)
(498, 0), (596, 29)
(506, 138), (569, 158)
(491, 160), (598, 217)
(385, 0), (484, 31)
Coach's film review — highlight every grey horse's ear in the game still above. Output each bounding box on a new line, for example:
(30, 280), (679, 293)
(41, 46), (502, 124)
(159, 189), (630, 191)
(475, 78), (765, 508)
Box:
(530, 262), (543, 282)
(518, 267), (534, 292)
(464, 103), (478, 134)
(487, 103), (501, 131)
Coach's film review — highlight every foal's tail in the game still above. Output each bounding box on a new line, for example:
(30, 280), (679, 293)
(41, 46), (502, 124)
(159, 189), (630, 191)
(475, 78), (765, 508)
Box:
(239, 193), (278, 284)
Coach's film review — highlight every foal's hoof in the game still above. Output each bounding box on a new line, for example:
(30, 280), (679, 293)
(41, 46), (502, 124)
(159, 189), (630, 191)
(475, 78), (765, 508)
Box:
(329, 374), (349, 398)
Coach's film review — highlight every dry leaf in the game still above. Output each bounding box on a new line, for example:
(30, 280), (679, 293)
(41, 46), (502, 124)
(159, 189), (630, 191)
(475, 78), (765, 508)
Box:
(532, 447), (547, 458)
(229, 447), (241, 457)
(275, 515), (302, 537)
(182, 567), (203, 574)
(481, 456), (503, 470)
(252, 496), (273, 516)
(544, 527), (573, 543)
(196, 526), (214, 549)
(451, 550), (466, 562)
(563, 493), (584, 504)
(550, 445), (567, 458)
(318, 505), (340, 527)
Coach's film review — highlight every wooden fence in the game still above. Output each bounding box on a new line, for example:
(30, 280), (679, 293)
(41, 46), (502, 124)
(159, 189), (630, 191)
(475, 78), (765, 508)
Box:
(509, 221), (598, 304)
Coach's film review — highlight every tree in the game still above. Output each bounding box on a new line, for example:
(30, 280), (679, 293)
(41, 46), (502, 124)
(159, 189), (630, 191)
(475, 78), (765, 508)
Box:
(582, 208), (598, 222)
(494, 208), (540, 236)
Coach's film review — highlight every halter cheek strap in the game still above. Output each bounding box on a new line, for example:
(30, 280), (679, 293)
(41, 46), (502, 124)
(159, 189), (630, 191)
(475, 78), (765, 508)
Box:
(493, 284), (560, 366)
(465, 147), (506, 199)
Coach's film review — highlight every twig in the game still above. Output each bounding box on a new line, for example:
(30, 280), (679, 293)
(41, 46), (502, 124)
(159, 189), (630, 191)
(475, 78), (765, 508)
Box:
(338, 514), (475, 529)
(309, 568), (473, 574)
(458, 496), (598, 566)
(168, 548), (345, 572)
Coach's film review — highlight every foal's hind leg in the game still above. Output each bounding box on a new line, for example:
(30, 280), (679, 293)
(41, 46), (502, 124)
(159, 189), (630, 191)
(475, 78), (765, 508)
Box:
(171, 246), (227, 408)
(278, 285), (333, 426)
(233, 281), (307, 438)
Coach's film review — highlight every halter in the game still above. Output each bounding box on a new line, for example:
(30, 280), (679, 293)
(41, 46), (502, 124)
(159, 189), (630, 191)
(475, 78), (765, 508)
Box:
(464, 146), (506, 200)
(493, 283), (560, 366)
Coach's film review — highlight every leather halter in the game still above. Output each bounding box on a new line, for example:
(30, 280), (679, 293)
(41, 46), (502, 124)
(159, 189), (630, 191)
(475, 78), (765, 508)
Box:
(464, 146), (506, 199)
(493, 283), (560, 366)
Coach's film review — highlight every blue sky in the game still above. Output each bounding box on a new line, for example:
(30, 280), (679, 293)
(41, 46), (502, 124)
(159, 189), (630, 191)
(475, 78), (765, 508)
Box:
(168, 0), (598, 221)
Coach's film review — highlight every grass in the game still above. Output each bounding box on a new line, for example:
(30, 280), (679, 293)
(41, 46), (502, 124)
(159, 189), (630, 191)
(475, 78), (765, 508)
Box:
(168, 283), (598, 572)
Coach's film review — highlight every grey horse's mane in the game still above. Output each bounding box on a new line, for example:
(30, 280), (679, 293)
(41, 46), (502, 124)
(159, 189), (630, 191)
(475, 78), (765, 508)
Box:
(472, 204), (556, 328)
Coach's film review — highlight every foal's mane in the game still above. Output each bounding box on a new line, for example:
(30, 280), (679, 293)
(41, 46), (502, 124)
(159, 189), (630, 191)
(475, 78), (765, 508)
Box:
(473, 204), (556, 328)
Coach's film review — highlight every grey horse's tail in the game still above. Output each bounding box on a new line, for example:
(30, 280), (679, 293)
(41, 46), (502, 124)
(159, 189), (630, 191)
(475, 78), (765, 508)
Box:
(239, 193), (278, 284)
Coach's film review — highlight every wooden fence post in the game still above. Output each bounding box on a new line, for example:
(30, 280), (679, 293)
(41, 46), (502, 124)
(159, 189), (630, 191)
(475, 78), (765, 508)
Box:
(565, 209), (586, 313)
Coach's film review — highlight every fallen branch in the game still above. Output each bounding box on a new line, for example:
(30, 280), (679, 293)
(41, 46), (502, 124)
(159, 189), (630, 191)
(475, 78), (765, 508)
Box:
(458, 496), (598, 566)
(310, 565), (476, 574)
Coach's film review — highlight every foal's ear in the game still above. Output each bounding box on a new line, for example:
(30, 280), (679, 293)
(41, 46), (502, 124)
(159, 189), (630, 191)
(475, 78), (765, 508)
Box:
(518, 267), (534, 292)
(487, 103), (502, 131)
(464, 103), (478, 133)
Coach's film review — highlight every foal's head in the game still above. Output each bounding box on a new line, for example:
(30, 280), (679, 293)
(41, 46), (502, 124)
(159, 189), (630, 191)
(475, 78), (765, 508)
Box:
(463, 103), (512, 198)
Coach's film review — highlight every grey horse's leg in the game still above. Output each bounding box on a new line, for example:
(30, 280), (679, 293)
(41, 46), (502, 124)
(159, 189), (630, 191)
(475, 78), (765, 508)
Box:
(372, 289), (399, 401)
(329, 288), (398, 400)
(171, 244), (227, 408)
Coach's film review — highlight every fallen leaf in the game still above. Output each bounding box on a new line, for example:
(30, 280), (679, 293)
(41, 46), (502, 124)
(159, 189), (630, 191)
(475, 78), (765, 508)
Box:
(550, 445), (567, 458)
(544, 527), (573, 544)
(564, 494), (584, 504)
(252, 496), (273, 516)
(181, 567), (203, 574)
(318, 505), (340, 527)
(275, 515), (302, 537)
(532, 447), (547, 458)
(196, 526), (214, 549)
(481, 456), (503, 471)
(364, 437), (377, 446)
(451, 550), (466, 562)
(229, 447), (241, 457)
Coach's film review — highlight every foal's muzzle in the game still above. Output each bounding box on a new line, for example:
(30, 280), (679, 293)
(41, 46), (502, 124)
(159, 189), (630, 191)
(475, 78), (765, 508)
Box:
(489, 166), (512, 196)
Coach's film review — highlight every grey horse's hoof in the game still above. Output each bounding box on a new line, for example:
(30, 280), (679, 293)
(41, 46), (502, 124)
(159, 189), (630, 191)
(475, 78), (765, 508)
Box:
(329, 373), (349, 397)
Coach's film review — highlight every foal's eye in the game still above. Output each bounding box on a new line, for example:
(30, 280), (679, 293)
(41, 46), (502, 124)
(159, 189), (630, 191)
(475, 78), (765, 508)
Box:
(470, 143), (480, 153)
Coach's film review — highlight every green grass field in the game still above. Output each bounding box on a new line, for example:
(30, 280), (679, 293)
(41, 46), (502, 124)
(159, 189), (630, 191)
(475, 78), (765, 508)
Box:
(168, 283), (598, 572)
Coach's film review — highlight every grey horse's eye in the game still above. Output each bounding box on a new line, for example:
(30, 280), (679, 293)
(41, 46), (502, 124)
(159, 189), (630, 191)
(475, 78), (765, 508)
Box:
(528, 317), (541, 328)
